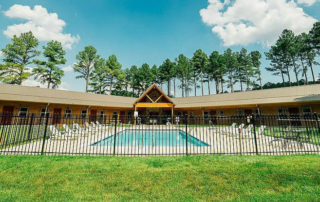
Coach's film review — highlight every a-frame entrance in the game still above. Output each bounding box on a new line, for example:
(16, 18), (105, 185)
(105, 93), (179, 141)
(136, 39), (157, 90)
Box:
(133, 84), (175, 124)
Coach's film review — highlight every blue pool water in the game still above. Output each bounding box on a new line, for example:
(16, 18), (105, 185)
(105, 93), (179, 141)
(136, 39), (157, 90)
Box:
(92, 130), (209, 147)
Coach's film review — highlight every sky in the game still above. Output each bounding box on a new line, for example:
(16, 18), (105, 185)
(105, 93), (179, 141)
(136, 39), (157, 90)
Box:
(0, 0), (319, 96)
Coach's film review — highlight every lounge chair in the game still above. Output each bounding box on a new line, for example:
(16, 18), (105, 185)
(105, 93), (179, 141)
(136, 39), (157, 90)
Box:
(63, 124), (82, 136)
(224, 123), (245, 136)
(91, 122), (105, 131)
(96, 121), (108, 127)
(85, 122), (99, 132)
(239, 125), (266, 139)
(48, 125), (77, 141)
(220, 123), (238, 134)
(73, 123), (91, 136)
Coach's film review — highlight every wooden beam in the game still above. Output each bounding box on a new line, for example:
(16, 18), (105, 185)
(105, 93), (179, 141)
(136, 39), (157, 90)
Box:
(146, 94), (154, 103)
(135, 103), (173, 108)
(155, 95), (163, 103)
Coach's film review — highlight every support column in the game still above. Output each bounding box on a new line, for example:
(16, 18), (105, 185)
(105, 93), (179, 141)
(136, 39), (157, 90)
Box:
(171, 107), (174, 124)
(134, 106), (137, 125)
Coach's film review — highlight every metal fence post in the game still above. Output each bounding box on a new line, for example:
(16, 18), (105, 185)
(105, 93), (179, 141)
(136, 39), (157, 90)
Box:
(185, 115), (188, 156)
(113, 116), (117, 156)
(41, 113), (50, 155)
(314, 113), (320, 137)
(252, 114), (259, 155)
(27, 113), (34, 141)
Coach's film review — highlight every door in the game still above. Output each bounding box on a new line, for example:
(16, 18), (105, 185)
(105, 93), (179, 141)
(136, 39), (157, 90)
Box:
(210, 111), (217, 125)
(1, 106), (14, 125)
(90, 110), (97, 123)
(119, 111), (125, 123)
(288, 107), (301, 126)
(244, 109), (253, 116)
(53, 108), (62, 124)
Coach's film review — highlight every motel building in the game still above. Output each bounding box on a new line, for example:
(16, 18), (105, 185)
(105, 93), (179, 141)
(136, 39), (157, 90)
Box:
(0, 83), (320, 124)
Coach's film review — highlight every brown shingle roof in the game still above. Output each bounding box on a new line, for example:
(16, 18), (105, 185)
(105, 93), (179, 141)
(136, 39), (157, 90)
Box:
(0, 84), (136, 108)
(171, 84), (320, 108)
(0, 83), (319, 109)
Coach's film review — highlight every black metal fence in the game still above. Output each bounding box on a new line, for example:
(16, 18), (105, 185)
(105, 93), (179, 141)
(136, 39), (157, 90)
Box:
(0, 113), (319, 156)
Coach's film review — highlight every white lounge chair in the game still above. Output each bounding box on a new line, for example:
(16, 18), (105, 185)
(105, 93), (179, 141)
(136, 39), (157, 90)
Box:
(221, 123), (239, 134)
(91, 122), (105, 131)
(48, 125), (77, 141)
(239, 125), (266, 139)
(73, 123), (91, 136)
(85, 122), (99, 132)
(95, 121), (110, 130)
(224, 123), (245, 136)
(63, 124), (82, 136)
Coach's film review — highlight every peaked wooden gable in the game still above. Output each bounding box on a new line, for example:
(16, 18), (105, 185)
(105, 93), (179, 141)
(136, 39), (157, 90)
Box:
(133, 84), (175, 108)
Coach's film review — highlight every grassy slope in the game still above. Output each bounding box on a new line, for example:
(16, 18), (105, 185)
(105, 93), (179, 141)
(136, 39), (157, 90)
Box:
(0, 155), (320, 202)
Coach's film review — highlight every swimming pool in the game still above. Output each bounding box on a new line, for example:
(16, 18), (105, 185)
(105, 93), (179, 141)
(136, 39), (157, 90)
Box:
(92, 129), (209, 147)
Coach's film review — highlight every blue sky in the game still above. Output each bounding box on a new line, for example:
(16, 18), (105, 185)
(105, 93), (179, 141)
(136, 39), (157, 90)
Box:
(0, 0), (319, 96)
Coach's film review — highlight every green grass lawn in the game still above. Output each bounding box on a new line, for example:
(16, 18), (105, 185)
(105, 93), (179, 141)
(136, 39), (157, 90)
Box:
(0, 155), (320, 201)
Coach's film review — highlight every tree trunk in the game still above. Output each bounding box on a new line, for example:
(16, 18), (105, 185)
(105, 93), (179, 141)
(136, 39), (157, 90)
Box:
(207, 79), (211, 95)
(215, 79), (220, 94)
(182, 80), (184, 97)
(259, 74), (262, 90)
(194, 74), (196, 96)
(280, 64), (285, 87)
(201, 71), (204, 95)
(308, 57), (316, 83)
(221, 80), (224, 93)
(167, 80), (171, 97)
(300, 56), (308, 85)
(240, 82), (243, 91)
(174, 78), (176, 98)
(109, 76), (113, 94)
(292, 58), (299, 86)
(285, 64), (291, 86)
(86, 76), (89, 93)
(229, 72), (234, 93)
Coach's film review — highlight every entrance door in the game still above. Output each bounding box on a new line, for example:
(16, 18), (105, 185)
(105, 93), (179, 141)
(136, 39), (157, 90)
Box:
(244, 109), (253, 116)
(1, 106), (14, 125)
(53, 108), (62, 124)
(90, 110), (97, 123)
(119, 111), (125, 123)
(288, 107), (301, 126)
(210, 111), (217, 125)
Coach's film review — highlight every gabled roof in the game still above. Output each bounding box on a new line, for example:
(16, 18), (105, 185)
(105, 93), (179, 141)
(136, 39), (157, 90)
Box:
(133, 83), (175, 105)
(171, 84), (320, 108)
(0, 83), (136, 108)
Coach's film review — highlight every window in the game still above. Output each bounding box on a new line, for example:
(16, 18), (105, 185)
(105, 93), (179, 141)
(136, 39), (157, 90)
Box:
(113, 111), (118, 119)
(19, 107), (29, 117)
(277, 108), (287, 115)
(64, 109), (72, 118)
(219, 110), (225, 117)
(203, 111), (209, 118)
(127, 111), (132, 118)
(235, 109), (244, 116)
(40, 108), (49, 117)
(177, 111), (182, 116)
(302, 107), (311, 114)
(99, 110), (105, 119)
(81, 110), (87, 118)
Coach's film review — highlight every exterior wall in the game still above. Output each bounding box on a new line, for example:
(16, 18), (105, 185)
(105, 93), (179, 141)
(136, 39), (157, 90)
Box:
(1, 100), (319, 119)
(0, 101), (131, 119)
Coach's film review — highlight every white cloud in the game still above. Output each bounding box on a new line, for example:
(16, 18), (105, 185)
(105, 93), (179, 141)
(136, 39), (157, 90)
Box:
(0, 51), (3, 57)
(297, 0), (320, 6)
(3, 5), (80, 49)
(62, 65), (73, 72)
(22, 78), (69, 90)
(200, 0), (318, 47)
